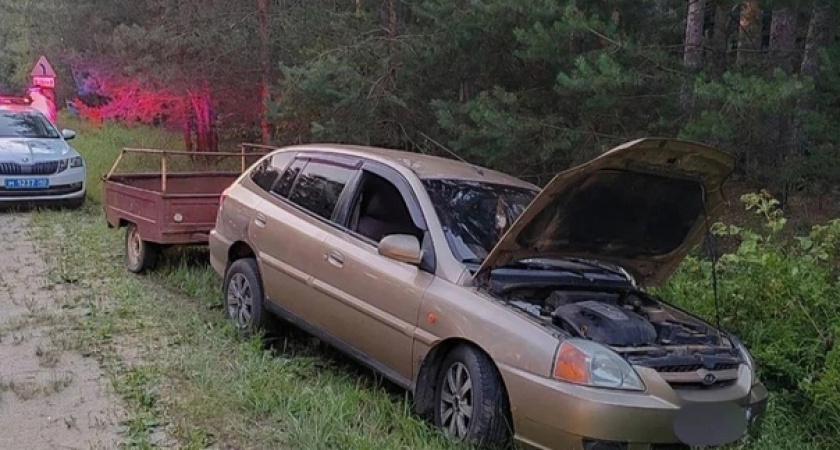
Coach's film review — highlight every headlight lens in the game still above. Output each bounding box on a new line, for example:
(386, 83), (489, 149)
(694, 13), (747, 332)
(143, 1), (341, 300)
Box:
(553, 339), (645, 391)
(732, 337), (758, 385)
(69, 156), (84, 168)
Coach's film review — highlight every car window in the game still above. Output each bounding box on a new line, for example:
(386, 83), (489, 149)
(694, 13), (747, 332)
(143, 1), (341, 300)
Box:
(349, 171), (422, 243)
(272, 159), (306, 198)
(0, 111), (60, 138)
(250, 152), (295, 192)
(287, 160), (357, 219)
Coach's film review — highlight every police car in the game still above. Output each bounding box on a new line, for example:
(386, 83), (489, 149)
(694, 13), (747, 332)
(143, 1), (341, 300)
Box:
(0, 96), (85, 207)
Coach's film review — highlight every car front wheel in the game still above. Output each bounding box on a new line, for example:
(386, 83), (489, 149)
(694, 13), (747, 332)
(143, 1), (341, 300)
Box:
(223, 258), (273, 335)
(434, 345), (512, 448)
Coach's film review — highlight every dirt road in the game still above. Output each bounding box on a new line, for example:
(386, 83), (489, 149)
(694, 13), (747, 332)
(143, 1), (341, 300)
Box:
(0, 212), (124, 449)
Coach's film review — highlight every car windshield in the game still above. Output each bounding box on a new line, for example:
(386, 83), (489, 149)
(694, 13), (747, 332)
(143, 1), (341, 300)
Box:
(423, 179), (538, 263)
(0, 111), (60, 139)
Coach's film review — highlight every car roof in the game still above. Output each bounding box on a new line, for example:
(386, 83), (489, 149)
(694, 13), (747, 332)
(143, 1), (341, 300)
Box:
(281, 143), (539, 190)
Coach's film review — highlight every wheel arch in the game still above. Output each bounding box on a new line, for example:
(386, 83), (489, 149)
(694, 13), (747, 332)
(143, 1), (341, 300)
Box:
(227, 240), (256, 266)
(413, 337), (513, 431)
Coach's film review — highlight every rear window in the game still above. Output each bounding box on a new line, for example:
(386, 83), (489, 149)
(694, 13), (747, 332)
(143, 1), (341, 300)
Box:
(287, 160), (357, 219)
(272, 159), (306, 197)
(250, 152), (295, 192)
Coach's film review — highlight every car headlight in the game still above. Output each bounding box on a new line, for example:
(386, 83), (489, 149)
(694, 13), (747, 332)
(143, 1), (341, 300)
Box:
(553, 339), (646, 391)
(732, 336), (758, 386)
(69, 156), (84, 168)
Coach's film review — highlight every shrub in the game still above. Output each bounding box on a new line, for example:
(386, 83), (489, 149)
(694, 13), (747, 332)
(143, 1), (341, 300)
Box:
(657, 192), (840, 444)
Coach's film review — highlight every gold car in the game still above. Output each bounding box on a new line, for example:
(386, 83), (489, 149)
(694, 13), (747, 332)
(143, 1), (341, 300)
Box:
(209, 138), (768, 450)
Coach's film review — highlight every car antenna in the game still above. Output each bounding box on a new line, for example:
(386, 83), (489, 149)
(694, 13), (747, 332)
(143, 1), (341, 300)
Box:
(418, 131), (485, 176)
(701, 188), (723, 339)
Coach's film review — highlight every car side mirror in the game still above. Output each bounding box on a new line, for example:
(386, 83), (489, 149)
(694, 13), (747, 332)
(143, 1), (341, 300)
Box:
(378, 234), (422, 266)
(62, 129), (76, 140)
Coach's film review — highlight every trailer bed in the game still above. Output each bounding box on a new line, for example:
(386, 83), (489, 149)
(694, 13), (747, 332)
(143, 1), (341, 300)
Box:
(101, 145), (273, 273)
(103, 172), (239, 245)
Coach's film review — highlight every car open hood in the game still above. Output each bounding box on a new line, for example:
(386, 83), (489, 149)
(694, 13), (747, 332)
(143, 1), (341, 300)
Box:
(0, 138), (71, 162)
(474, 138), (735, 286)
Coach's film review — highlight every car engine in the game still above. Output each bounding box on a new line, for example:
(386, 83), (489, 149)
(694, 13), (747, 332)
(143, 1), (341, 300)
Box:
(507, 289), (721, 346)
(499, 279), (745, 387)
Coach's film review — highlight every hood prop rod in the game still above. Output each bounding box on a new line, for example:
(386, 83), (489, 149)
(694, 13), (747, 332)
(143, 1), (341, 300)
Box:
(701, 189), (723, 340)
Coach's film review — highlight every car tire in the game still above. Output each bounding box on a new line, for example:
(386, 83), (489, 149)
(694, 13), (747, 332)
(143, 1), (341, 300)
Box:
(125, 223), (159, 273)
(433, 345), (513, 448)
(223, 258), (273, 336)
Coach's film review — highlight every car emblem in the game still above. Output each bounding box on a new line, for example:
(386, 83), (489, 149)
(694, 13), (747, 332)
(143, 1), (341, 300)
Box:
(21, 157), (29, 163)
(702, 373), (717, 386)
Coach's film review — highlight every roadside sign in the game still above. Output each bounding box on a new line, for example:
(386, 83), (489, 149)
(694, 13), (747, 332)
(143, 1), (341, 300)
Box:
(30, 56), (57, 78)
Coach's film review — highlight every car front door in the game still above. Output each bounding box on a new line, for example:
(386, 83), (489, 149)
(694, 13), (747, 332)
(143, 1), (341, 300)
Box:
(311, 161), (436, 384)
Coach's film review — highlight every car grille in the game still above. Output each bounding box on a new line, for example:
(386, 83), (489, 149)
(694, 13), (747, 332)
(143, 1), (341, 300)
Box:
(653, 362), (739, 373)
(0, 161), (61, 175)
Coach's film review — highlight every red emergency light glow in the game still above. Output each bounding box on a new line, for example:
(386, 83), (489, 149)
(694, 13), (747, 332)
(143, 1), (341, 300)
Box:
(0, 95), (32, 105)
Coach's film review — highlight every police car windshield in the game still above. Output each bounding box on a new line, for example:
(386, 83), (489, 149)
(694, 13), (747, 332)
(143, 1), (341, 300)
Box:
(0, 111), (60, 139)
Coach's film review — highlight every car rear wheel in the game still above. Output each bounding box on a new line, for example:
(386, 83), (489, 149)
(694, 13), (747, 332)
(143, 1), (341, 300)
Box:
(434, 345), (512, 448)
(125, 223), (159, 273)
(223, 258), (273, 335)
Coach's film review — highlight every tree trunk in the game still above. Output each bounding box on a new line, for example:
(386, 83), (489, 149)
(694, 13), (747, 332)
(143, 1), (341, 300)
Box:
(683, 0), (706, 71)
(188, 86), (215, 153)
(385, 0), (398, 87)
(708, 1), (730, 77)
(801, 0), (836, 77)
(257, 0), (272, 144)
(736, 0), (762, 67)
(769, 7), (796, 74)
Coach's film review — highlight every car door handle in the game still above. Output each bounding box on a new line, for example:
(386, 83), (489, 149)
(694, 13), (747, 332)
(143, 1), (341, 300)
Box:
(254, 213), (267, 228)
(325, 250), (344, 268)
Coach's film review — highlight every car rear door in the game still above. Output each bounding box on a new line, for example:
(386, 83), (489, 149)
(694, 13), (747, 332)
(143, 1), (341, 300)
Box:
(246, 153), (361, 325)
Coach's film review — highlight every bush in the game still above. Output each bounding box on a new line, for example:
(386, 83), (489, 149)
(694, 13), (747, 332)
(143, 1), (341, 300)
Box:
(657, 192), (840, 445)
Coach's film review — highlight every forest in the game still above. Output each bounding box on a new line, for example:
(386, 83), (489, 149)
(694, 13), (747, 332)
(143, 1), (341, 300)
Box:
(2, 1), (840, 448)
(1, 0), (839, 197)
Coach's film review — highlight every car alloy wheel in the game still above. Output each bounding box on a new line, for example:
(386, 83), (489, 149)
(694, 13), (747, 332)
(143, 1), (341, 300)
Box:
(440, 361), (474, 439)
(226, 272), (254, 330)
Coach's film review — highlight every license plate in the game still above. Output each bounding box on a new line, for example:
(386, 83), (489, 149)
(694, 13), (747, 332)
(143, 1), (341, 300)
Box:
(4, 178), (50, 189)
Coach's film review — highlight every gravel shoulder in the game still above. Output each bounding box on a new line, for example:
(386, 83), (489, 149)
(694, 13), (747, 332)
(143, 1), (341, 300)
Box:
(0, 212), (124, 450)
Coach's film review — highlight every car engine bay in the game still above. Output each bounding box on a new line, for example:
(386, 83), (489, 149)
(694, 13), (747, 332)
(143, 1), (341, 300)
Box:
(499, 285), (745, 380)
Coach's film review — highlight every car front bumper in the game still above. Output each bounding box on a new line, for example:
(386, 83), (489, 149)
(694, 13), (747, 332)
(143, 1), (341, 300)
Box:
(502, 364), (768, 450)
(0, 167), (86, 203)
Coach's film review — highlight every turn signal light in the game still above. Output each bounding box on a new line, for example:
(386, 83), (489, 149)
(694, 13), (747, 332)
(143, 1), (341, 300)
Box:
(554, 341), (590, 384)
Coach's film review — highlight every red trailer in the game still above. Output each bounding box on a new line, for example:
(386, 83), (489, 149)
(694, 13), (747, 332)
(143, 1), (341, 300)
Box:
(102, 145), (272, 273)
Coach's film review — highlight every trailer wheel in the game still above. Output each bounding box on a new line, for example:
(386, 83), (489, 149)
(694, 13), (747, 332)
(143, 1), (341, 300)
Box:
(125, 223), (159, 273)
